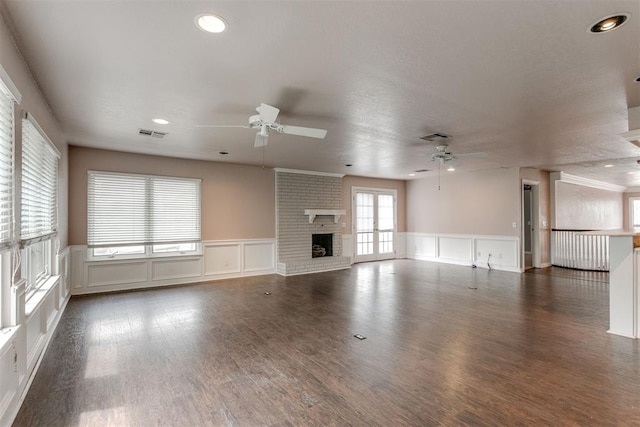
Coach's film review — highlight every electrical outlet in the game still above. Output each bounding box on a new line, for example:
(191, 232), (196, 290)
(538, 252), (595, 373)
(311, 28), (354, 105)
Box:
(512, 222), (517, 228)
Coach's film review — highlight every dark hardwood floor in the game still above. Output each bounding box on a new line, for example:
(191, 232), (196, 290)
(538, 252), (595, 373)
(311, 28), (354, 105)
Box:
(13, 261), (640, 426)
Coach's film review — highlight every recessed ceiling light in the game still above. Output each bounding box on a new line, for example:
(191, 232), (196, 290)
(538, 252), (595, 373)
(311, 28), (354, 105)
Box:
(604, 164), (614, 168)
(409, 173), (416, 177)
(152, 118), (169, 125)
(447, 167), (455, 172)
(195, 14), (227, 33)
(589, 13), (630, 33)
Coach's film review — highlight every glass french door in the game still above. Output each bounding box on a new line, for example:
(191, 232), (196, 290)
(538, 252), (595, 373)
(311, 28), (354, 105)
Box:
(353, 189), (396, 263)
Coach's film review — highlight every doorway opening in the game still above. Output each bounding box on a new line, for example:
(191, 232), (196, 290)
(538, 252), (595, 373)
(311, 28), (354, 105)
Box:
(522, 180), (540, 270)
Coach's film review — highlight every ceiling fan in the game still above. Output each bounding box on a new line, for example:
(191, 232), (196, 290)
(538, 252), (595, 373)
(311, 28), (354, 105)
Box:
(197, 103), (328, 147)
(431, 144), (487, 165)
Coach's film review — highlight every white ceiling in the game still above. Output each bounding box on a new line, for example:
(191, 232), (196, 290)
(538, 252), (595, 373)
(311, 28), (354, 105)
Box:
(2, 1), (640, 184)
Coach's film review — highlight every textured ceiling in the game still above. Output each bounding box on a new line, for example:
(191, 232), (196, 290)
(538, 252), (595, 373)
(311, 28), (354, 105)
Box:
(2, 1), (640, 184)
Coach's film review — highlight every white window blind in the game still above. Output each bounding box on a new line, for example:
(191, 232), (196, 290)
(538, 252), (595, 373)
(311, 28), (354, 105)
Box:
(0, 80), (14, 250)
(21, 116), (59, 245)
(87, 171), (201, 247)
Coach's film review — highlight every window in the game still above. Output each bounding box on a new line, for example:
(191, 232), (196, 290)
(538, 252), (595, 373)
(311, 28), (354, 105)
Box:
(87, 171), (201, 259)
(630, 197), (640, 228)
(0, 76), (15, 251)
(0, 69), (18, 326)
(21, 114), (59, 294)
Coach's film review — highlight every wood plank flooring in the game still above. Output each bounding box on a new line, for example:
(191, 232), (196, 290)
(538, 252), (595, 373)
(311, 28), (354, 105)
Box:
(13, 261), (640, 426)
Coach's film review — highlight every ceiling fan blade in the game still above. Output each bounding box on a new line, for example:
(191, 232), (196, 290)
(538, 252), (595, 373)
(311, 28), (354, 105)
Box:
(455, 152), (487, 159)
(254, 133), (269, 148)
(280, 125), (327, 139)
(196, 125), (249, 128)
(257, 103), (280, 123)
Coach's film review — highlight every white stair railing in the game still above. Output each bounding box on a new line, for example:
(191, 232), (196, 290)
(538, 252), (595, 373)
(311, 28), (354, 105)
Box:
(551, 229), (609, 271)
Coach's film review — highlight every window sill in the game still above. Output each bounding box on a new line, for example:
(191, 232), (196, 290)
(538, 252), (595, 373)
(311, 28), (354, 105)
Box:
(25, 275), (60, 317)
(87, 251), (202, 262)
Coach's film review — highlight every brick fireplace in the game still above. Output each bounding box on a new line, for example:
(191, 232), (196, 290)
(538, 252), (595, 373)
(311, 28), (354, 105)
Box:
(275, 169), (351, 275)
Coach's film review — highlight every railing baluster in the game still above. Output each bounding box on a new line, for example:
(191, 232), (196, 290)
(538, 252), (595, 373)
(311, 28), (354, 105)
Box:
(550, 229), (609, 272)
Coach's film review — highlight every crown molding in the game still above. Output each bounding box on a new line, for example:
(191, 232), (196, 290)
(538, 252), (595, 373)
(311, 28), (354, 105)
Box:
(550, 171), (626, 193)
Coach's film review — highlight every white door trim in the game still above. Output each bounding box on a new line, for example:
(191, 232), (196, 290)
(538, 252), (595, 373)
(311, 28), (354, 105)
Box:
(352, 187), (398, 263)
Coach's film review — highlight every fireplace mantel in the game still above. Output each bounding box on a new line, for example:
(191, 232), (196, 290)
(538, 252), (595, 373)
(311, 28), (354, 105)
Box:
(304, 209), (346, 224)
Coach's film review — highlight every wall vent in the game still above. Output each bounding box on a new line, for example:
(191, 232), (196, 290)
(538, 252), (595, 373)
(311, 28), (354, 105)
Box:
(138, 129), (167, 139)
(420, 132), (450, 142)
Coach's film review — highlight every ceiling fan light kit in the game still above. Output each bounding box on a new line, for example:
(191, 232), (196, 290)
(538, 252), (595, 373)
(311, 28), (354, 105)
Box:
(198, 103), (327, 148)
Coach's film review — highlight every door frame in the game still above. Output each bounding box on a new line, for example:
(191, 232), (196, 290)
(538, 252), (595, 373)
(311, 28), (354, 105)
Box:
(521, 179), (540, 269)
(351, 186), (398, 263)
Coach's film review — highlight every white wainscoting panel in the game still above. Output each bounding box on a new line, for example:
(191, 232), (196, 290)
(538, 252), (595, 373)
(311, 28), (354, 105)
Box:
(395, 232), (407, 258)
(204, 243), (241, 276)
(87, 261), (148, 288)
(406, 233), (438, 260)
(152, 257), (202, 281)
(342, 234), (353, 264)
(44, 292), (57, 329)
(243, 242), (275, 272)
(406, 233), (520, 272)
(4, 271), (70, 427)
(439, 236), (473, 263)
(57, 247), (71, 300)
(70, 239), (277, 295)
(475, 238), (519, 271)
(0, 333), (18, 424)
(70, 246), (85, 289)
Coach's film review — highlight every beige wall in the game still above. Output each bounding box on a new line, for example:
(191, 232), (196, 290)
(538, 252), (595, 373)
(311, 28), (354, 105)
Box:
(406, 167), (520, 236)
(555, 182), (622, 230)
(520, 168), (551, 265)
(0, 11), (69, 247)
(342, 176), (407, 232)
(68, 147), (275, 245)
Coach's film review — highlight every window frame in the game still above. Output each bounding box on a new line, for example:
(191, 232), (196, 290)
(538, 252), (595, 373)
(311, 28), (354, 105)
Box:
(0, 67), (19, 328)
(630, 197), (640, 228)
(22, 239), (53, 296)
(20, 113), (59, 297)
(88, 242), (202, 261)
(87, 171), (202, 261)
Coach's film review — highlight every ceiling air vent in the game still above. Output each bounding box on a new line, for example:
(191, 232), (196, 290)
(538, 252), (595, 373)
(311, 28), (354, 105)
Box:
(414, 169), (430, 173)
(138, 128), (167, 139)
(420, 132), (450, 142)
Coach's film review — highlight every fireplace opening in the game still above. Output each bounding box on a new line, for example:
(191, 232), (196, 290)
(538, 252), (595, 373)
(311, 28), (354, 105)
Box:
(312, 233), (333, 258)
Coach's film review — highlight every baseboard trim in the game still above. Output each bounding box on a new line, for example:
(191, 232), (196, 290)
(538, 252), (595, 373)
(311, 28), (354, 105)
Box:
(71, 268), (277, 296)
